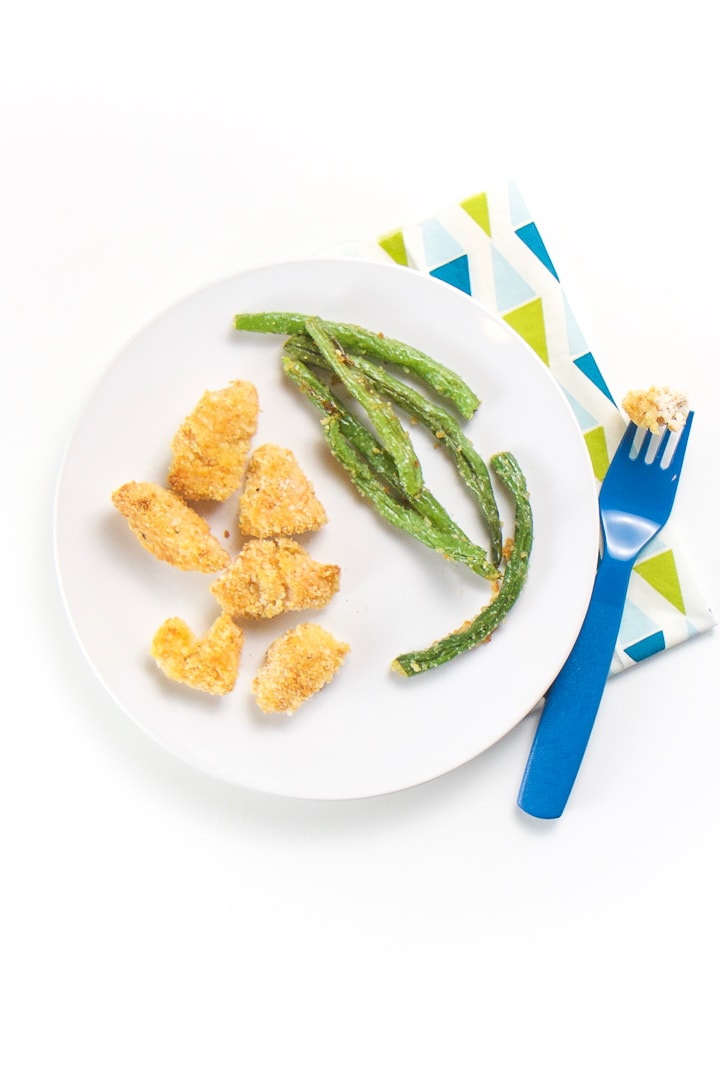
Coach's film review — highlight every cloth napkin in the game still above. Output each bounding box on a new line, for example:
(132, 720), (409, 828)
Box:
(330, 181), (715, 674)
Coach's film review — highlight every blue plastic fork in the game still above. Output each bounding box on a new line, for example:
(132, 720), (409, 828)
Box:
(517, 412), (694, 819)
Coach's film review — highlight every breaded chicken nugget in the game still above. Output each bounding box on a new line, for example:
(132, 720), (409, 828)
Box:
(168, 380), (259, 502)
(238, 443), (328, 538)
(151, 613), (243, 694)
(210, 537), (340, 619)
(111, 481), (231, 572)
(621, 385), (689, 434)
(252, 622), (350, 715)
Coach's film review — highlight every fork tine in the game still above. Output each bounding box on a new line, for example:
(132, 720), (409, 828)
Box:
(667, 410), (694, 475)
(649, 423), (673, 465)
(636, 426), (654, 458)
(614, 420), (639, 461)
(657, 424), (673, 454)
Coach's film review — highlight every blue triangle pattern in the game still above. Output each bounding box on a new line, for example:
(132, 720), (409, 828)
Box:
(619, 598), (661, 646)
(564, 296), (589, 357)
(421, 219), (464, 268)
(491, 246), (535, 312)
(515, 222), (559, 281)
(636, 535), (668, 563)
(573, 352), (616, 404)
(507, 181), (531, 228)
(562, 387), (602, 432)
(430, 255), (472, 296)
(624, 630), (666, 662)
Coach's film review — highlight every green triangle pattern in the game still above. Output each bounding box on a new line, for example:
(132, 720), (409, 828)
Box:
(584, 425), (610, 481)
(503, 298), (549, 365)
(633, 550), (686, 613)
(460, 192), (491, 237)
(378, 230), (409, 266)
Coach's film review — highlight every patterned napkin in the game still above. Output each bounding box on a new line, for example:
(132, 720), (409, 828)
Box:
(329, 182), (715, 673)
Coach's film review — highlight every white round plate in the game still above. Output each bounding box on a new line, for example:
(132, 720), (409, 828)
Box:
(55, 258), (598, 799)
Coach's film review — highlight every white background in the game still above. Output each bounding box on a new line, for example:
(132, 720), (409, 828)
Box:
(3, 2), (719, 1077)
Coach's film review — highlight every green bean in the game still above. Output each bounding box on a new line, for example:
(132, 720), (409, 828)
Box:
(234, 310), (481, 420)
(236, 310), (533, 674)
(303, 316), (423, 498)
(282, 350), (456, 538)
(319, 419), (499, 579)
(391, 452), (533, 676)
(284, 334), (503, 565)
(281, 354), (499, 581)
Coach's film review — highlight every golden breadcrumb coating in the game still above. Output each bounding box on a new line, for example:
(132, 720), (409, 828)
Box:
(111, 481), (231, 572)
(168, 380), (259, 501)
(210, 537), (340, 619)
(238, 443), (328, 537)
(622, 386), (689, 434)
(252, 622), (350, 715)
(151, 613), (243, 694)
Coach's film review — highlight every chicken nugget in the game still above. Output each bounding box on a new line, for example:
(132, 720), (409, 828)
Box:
(252, 622), (350, 715)
(168, 380), (259, 501)
(238, 443), (328, 537)
(151, 613), (243, 694)
(111, 481), (231, 572)
(621, 385), (689, 434)
(210, 538), (340, 619)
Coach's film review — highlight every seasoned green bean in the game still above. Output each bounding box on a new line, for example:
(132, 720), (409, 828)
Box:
(303, 316), (423, 498)
(284, 334), (502, 565)
(281, 353), (499, 581)
(391, 452), (533, 676)
(234, 310), (481, 419)
(321, 419), (499, 579)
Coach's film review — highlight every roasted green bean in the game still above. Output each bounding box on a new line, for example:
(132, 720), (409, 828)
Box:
(284, 333), (503, 565)
(322, 421), (500, 579)
(234, 310), (481, 419)
(392, 452), (533, 676)
(281, 353), (499, 581)
(303, 317), (423, 498)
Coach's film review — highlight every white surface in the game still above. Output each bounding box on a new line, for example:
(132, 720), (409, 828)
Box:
(3, 1), (719, 1077)
(56, 258), (598, 798)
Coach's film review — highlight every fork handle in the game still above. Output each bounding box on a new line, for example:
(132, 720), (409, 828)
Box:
(517, 553), (633, 819)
